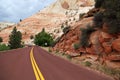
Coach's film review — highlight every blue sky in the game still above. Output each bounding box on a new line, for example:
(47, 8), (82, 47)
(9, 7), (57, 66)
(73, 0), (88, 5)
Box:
(0, 0), (56, 23)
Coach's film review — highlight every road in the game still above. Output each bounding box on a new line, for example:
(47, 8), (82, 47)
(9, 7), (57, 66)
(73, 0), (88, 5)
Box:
(0, 46), (113, 80)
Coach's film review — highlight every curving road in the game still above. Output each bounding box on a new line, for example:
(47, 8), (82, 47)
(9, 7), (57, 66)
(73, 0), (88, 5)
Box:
(0, 46), (113, 80)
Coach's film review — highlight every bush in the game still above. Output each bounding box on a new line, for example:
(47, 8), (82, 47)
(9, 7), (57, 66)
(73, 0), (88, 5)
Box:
(0, 44), (10, 51)
(34, 28), (54, 47)
(30, 35), (34, 39)
(80, 25), (95, 47)
(48, 48), (52, 52)
(108, 20), (120, 34)
(55, 49), (59, 54)
(79, 13), (85, 20)
(95, 0), (104, 8)
(51, 37), (61, 47)
(93, 12), (103, 28)
(73, 43), (80, 50)
(20, 19), (22, 22)
(66, 54), (72, 60)
(0, 37), (3, 43)
(61, 24), (64, 29)
(63, 26), (70, 34)
(84, 61), (92, 67)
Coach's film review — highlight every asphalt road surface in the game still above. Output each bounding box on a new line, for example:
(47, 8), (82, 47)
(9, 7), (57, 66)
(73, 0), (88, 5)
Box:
(0, 46), (113, 80)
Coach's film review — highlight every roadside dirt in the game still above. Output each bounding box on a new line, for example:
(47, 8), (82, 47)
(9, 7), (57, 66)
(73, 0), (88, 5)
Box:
(42, 47), (120, 80)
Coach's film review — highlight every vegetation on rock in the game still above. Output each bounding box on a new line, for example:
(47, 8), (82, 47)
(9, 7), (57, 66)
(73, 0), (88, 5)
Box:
(73, 43), (80, 50)
(80, 25), (95, 47)
(63, 26), (70, 34)
(94, 0), (120, 34)
(30, 35), (34, 39)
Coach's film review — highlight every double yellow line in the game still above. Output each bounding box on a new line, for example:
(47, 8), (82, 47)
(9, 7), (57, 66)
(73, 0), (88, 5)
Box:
(30, 47), (45, 80)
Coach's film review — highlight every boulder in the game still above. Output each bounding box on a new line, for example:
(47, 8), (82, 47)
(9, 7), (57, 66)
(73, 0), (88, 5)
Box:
(90, 31), (100, 45)
(102, 42), (112, 54)
(78, 47), (86, 53)
(107, 55), (120, 61)
(99, 32), (113, 43)
(86, 45), (103, 55)
(112, 38), (120, 52)
(118, 33), (120, 38)
(86, 47), (96, 54)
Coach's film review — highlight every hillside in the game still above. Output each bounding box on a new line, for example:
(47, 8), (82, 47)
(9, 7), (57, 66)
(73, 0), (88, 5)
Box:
(53, 0), (120, 70)
(0, 22), (15, 30)
(0, 0), (94, 44)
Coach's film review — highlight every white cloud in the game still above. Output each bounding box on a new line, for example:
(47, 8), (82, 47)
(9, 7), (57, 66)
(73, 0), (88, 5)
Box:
(0, 0), (56, 23)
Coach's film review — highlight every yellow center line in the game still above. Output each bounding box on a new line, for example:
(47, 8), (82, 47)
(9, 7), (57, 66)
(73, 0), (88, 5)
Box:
(30, 47), (45, 80)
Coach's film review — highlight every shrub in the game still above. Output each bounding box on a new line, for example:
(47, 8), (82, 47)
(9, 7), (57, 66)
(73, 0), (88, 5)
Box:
(0, 44), (10, 51)
(65, 21), (68, 25)
(80, 25), (95, 47)
(20, 19), (22, 22)
(73, 43), (80, 50)
(84, 61), (92, 67)
(62, 52), (66, 56)
(51, 37), (61, 47)
(63, 26), (70, 34)
(66, 54), (72, 60)
(108, 20), (120, 34)
(99, 65), (120, 77)
(30, 35), (34, 39)
(48, 48), (52, 52)
(73, 17), (76, 21)
(95, 0), (104, 8)
(61, 24), (64, 29)
(79, 13), (85, 20)
(34, 28), (54, 47)
(93, 12), (103, 28)
(55, 49), (59, 54)
(0, 37), (3, 43)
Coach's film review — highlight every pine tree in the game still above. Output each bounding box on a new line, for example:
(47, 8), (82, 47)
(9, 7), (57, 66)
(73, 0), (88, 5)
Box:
(8, 27), (22, 49)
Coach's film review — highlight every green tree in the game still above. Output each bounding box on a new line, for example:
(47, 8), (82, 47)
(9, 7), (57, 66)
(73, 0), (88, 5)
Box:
(8, 27), (22, 49)
(34, 28), (54, 47)
(95, 0), (104, 8)
(94, 0), (120, 34)
(0, 37), (3, 43)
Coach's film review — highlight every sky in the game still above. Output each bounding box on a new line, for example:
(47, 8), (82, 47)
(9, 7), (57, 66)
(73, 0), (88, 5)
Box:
(0, 0), (56, 23)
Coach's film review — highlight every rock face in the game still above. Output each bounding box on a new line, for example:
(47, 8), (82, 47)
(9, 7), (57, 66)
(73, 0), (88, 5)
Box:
(42, 0), (94, 14)
(0, 0), (94, 44)
(99, 32), (114, 43)
(54, 15), (120, 61)
(102, 42), (112, 54)
(112, 38), (120, 52)
(54, 17), (94, 55)
(0, 22), (15, 30)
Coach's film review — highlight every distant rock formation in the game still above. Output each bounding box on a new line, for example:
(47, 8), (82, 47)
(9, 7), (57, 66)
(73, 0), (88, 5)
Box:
(0, 0), (94, 44)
